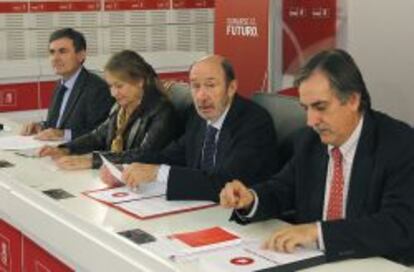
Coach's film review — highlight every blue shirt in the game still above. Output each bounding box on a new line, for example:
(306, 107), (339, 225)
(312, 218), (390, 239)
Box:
(56, 66), (83, 141)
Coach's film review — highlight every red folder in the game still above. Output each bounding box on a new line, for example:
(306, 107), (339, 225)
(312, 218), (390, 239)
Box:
(169, 227), (240, 248)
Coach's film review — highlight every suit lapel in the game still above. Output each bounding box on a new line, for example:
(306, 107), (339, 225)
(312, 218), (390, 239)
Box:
(46, 82), (63, 126)
(191, 118), (206, 168)
(215, 97), (240, 168)
(215, 128), (231, 169)
(346, 113), (376, 218)
(126, 108), (144, 149)
(59, 68), (87, 127)
(307, 143), (329, 219)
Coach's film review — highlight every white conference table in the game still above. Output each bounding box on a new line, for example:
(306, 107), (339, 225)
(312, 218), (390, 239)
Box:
(0, 117), (409, 272)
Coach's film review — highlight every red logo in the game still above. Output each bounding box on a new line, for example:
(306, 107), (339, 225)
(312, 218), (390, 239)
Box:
(0, 238), (10, 270)
(0, 90), (16, 106)
(112, 192), (129, 198)
(230, 256), (254, 265)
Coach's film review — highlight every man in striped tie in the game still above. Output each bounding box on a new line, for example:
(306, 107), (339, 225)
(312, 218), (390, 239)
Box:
(220, 49), (414, 265)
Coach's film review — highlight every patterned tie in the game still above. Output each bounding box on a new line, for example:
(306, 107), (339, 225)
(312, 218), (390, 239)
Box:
(49, 84), (68, 127)
(111, 108), (130, 153)
(200, 125), (218, 171)
(326, 147), (344, 220)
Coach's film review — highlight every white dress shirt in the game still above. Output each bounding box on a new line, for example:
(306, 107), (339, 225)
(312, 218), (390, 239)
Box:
(245, 115), (364, 250)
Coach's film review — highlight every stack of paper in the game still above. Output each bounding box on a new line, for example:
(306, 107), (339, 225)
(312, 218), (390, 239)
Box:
(85, 184), (166, 204)
(84, 186), (215, 219)
(87, 155), (215, 219)
(0, 135), (63, 150)
(143, 227), (242, 261)
(116, 196), (215, 219)
(199, 241), (325, 272)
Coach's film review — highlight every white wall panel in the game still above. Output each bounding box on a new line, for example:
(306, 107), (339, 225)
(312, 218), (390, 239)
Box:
(345, 0), (414, 124)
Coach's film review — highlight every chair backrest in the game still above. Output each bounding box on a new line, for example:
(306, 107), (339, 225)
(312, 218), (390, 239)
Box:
(167, 82), (193, 124)
(252, 92), (306, 167)
(167, 82), (192, 109)
(252, 92), (306, 143)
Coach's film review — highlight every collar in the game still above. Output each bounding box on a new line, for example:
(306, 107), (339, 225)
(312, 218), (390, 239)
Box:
(61, 66), (83, 90)
(328, 115), (364, 160)
(207, 104), (231, 131)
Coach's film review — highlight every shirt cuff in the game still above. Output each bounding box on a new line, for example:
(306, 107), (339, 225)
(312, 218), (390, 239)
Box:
(317, 222), (325, 251)
(235, 189), (259, 219)
(156, 164), (170, 195)
(245, 190), (259, 218)
(64, 129), (72, 141)
(156, 164), (170, 184)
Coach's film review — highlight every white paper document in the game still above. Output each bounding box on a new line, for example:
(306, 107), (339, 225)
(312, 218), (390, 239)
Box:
(115, 196), (215, 219)
(0, 135), (63, 150)
(143, 227), (242, 262)
(200, 241), (324, 272)
(200, 245), (275, 272)
(99, 154), (123, 183)
(86, 184), (166, 204)
(247, 243), (323, 265)
(14, 148), (39, 158)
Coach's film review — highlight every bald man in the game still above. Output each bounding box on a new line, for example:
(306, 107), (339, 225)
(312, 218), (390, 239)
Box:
(101, 55), (279, 202)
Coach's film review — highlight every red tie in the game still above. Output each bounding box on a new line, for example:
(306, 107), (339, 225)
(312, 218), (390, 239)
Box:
(326, 147), (344, 220)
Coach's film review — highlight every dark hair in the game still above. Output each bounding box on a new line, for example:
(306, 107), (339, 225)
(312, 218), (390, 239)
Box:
(294, 49), (371, 112)
(49, 28), (86, 52)
(104, 50), (163, 110)
(221, 58), (236, 88)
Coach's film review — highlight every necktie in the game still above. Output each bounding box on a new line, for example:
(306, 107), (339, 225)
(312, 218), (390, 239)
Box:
(200, 125), (218, 171)
(326, 147), (344, 220)
(49, 84), (68, 128)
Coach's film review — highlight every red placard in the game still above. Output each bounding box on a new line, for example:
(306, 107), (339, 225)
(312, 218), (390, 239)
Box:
(278, 86), (299, 97)
(282, 0), (337, 74)
(38, 81), (56, 109)
(29, 0), (100, 12)
(22, 236), (74, 272)
(0, 2), (28, 13)
(159, 71), (189, 83)
(0, 73), (190, 112)
(0, 81), (55, 112)
(215, 0), (269, 97)
(0, 83), (37, 112)
(172, 0), (214, 9)
(104, 0), (170, 11)
(0, 220), (22, 272)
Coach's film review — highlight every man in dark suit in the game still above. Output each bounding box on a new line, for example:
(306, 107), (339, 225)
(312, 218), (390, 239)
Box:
(220, 49), (414, 264)
(21, 28), (114, 141)
(101, 55), (278, 202)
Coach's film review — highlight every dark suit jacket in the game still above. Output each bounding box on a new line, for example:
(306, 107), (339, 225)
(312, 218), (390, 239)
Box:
(61, 92), (180, 169)
(126, 95), (279, 202)
(245, 110), (414, 264)
(45, 67), (114, 139)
